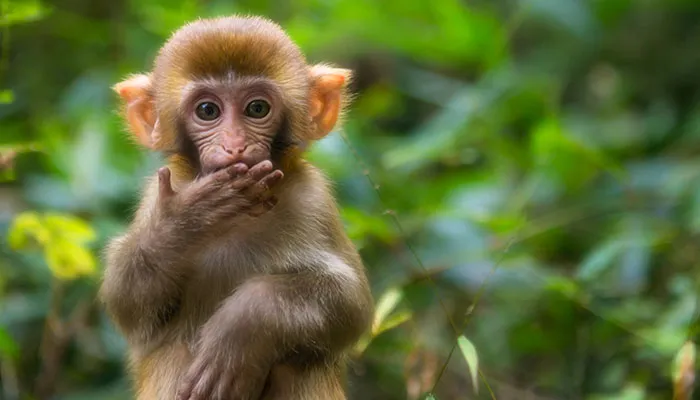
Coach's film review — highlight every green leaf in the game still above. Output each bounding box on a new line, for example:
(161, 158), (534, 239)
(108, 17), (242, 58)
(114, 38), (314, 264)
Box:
(475, 213), (527, 233)
(545, 276), (579, 298)
(0, 0), (50, 26)
(137, 0), (200, 37)
(457, 335), (479, 394)
(0, 142), (42, 152)
(341, 207), (394, 243)
(371, 287), (404, 335)
(588, 384), (646, 400)
(0, 166), (15, 182)
(0, 90), (13, 104)
(0, 326), (19, 359)
(423, 393), (437, 400)
(531, 117), (623, 190)
(523, 0), (597, 39)
(373, 309), (412, 336)
(576, 240), (622, 281)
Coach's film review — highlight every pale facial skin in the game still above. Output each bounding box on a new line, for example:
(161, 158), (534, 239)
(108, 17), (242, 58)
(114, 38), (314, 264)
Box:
(181, 78), (285, 175)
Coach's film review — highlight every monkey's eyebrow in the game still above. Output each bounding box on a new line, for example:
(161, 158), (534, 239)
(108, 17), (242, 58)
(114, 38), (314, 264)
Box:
(184, 76), (277, 96)
(184, 79), (223, 94)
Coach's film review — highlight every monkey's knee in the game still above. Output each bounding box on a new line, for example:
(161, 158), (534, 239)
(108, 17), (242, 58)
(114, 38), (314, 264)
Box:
(133, 342), (192, 400)
(261, 364), (346, 400)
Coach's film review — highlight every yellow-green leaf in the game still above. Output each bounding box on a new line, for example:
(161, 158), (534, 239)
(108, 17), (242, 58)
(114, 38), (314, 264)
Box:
(0, 90), (13, 104)
(0, 166), (16, 182)
(0, 1), (50, 27)
(457, 335), (479, 394)
(673, 341), (696, 400)
(374, 309), (412, 336)
(45, 240), (97, 280)
(7, 211), (50, 249)
(0, 327), (19, 359)
(43, 213), (96, 244)
(371, 287), (403, 335)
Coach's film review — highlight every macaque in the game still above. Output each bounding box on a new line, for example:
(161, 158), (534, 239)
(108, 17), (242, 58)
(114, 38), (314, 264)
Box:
(99, 15), (373, 400)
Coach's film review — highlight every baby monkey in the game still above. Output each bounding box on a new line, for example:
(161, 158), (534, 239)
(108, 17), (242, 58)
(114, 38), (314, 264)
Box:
(100, 15), (373, 400)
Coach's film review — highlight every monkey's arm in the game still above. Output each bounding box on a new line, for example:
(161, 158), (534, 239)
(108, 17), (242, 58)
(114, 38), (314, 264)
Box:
(177, 258), (373, 400)
(101, 163), (283, 344)
(99, 179), (189, 343)
(100, 161), (283, 343)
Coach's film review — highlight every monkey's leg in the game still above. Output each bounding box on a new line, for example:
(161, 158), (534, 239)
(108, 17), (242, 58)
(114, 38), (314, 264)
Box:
(134, 341), (193, 400)
(261, 363), (346, 400)
(178, 269), (370, 400)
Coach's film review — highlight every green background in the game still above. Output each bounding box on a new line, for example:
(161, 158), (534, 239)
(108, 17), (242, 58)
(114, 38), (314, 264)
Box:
(1, 0), (700, 399)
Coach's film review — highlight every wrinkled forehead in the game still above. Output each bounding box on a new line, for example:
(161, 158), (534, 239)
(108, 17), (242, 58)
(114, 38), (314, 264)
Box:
(179, 75), (284, 108)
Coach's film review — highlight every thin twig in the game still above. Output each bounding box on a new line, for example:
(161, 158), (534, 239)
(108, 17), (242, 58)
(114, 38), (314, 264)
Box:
(34, 278), (67, 400)
(33, 281), (91, 400)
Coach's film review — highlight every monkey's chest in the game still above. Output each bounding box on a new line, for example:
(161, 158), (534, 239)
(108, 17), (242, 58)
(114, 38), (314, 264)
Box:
(179, 238), (264, 322)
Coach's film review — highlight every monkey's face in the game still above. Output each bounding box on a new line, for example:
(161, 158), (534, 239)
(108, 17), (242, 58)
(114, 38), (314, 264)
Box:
(180, 78), (285, 175)
(114, 17), (349, 170)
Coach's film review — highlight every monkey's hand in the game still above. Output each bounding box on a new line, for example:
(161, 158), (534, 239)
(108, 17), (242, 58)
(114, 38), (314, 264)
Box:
(177, 342), (271, 400)
(158, 160), (284, 233)
(176, 301), (273, 400)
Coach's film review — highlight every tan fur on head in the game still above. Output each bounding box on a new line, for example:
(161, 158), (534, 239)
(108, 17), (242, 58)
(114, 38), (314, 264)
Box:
(113, 15), (354, 160)
(152, 15), (312, 148)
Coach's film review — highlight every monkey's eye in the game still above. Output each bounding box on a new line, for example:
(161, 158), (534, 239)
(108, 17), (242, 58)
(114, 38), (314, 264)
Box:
(244, 100), (271, 119)
(195, 102), (221, 121)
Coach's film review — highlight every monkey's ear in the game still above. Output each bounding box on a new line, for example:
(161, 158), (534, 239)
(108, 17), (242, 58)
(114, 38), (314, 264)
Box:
(308, 64), (351, 140)
(113, 74), (157, 148)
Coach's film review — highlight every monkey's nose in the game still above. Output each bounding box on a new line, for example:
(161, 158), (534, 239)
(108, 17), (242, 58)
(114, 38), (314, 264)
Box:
(222, 144), (248, 155)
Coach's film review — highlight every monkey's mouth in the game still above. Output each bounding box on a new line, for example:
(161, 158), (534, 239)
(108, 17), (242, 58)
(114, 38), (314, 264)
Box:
(202, 146), (271, 175)
(206, 162), (246, 175)
(207, 158), (269, 175)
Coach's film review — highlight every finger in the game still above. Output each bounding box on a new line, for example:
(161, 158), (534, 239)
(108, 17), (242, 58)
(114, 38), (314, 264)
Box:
(176, 381), (192, 400)
(227, 163), (249, 177)
(211, 163), (248, 183)
(158, 167), (175, 198)
(230, 370), (268, 400)
(245, 170), (284, 199)
(213, 371), (235, 400)
(230, 162), (272, 190)
(259, 170), (284, 190)
(247, 160), (274, 181)
(176, 378), (194, 400)
(176, 359), (206, 400)
(188, 369), (217, 400)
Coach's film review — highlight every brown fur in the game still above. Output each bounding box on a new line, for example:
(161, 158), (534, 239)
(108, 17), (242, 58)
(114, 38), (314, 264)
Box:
(152, 16), (311, 153)
(100, 15), (373, 400)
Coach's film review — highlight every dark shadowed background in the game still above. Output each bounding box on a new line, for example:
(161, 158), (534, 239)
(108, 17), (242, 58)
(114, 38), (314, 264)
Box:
(1, 0), (700, 399)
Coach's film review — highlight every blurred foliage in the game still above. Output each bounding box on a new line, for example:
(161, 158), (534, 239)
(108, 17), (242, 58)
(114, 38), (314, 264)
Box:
(2, 0), (700, 399)
(8, 212), (96, 280)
